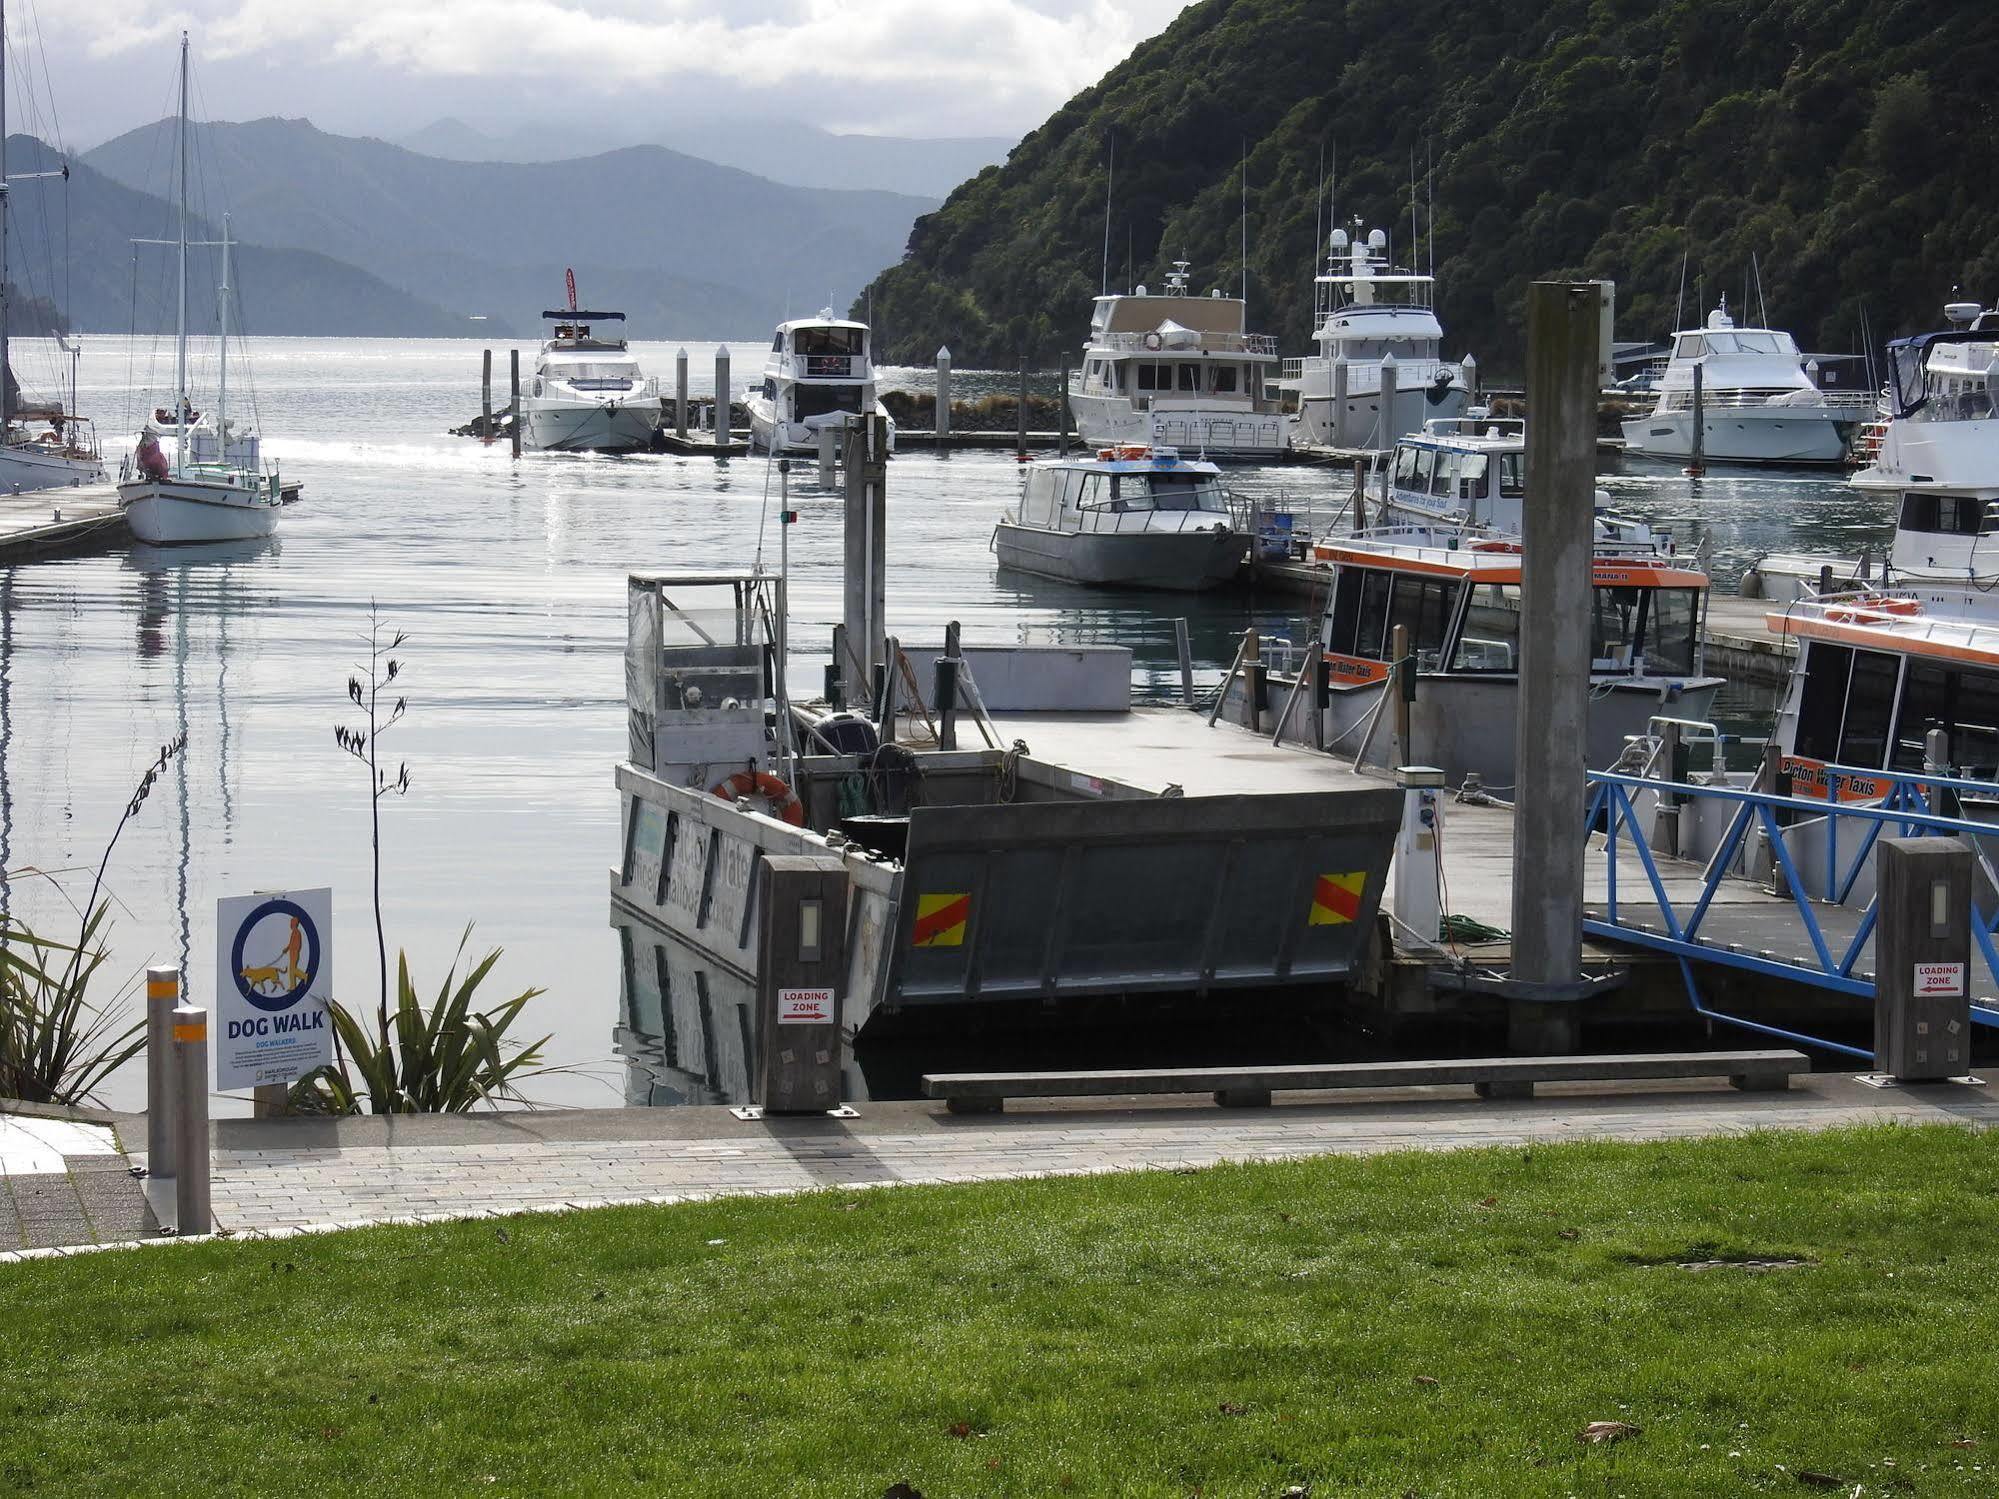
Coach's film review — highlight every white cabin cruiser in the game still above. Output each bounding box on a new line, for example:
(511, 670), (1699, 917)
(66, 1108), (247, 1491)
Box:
(1280, 223), (1469, 451)
(520, 304), (660, 453)
(117, 37), (282, 546)
(746, 312), (895, 455)
(1621, 299), (1871, 466)
(1742, 305), (1999, 606)
(992, 444), (1245, 591)
(1069, 262), (1285, 459)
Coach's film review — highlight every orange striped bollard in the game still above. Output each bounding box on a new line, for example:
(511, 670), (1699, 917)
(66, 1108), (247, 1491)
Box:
(145, 965), (180, 1179)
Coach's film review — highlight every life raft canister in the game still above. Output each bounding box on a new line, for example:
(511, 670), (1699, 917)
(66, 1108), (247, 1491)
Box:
(710, 768), (805, 826)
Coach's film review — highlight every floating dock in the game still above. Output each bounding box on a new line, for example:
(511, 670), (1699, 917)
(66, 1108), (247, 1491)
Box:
(0, 482), (126, 560)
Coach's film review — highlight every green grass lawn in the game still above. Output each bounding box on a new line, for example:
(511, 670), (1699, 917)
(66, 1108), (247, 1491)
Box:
(4, 1123), (1998, 1496)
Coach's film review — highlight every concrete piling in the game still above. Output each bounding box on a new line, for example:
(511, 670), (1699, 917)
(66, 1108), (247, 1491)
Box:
(1331, 358), (1349, 448)
(675, 348), (689, 438)
(1462, 351), (1478, 404)
(1688, 358), (1706, 477)
(509, 349), (522, 459)
(480, 348), (492, 444)
(842, 415), (889, 693)
(936, 346), (952, 453)
(714, 347), (731, 450)
(1378, 352), (1397, 451)
(1510, 280), (1604, 1051)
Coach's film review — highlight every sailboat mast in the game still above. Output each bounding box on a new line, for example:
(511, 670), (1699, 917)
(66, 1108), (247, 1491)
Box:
(216, 213), (228, 462)
(174, 31), (188, 474)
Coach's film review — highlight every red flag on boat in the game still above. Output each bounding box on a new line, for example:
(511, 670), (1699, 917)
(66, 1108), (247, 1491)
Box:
(565, 268), (577, 311)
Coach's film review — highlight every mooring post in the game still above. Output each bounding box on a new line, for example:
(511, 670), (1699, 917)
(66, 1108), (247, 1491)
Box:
(1016, 357), (1029, 459)
(935, 620), (963, 750)
(1688, 358), (1706, 478)
(1330, 357), (1349, 448)
(508, 348), (522, 459)
(1391, 622), (1413, 764)
(480, 348), (493, 443)
(1462, 351), (1478, 405)
(1241, 626), (1263, 732)
(828, 623), (848, 710)
(1509, 280), (1605, 1054)
(1873, 837), (1973, 1083)
(842, 414), (888, 690)
(714, 346), (732, 450)
(1378, 351), (1398, 452)
(1351, 458), (1368, 532)
(1174, 617), (1195, 708)
(935, 346), (952, 453)
(1058, 359), (1072, 456)
(675, 347), (689, 438)
(145, 965), (180, 1179)
(172, 1004), (211, 1235)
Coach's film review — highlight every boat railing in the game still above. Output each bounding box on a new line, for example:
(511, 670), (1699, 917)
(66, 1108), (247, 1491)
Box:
(1658, 387), (1877, 415)
(1094, 331), (1280, 357)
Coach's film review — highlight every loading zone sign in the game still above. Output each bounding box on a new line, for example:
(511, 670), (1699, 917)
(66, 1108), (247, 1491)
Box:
(215, 888), (334, 1091)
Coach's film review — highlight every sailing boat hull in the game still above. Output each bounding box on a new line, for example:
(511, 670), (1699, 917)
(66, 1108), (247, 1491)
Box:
(119, 476), (281, 544)
(0, 443), (103, 494)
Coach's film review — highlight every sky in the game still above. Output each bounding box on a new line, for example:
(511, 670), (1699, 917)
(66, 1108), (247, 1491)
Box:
(30, 0), (1198, 148)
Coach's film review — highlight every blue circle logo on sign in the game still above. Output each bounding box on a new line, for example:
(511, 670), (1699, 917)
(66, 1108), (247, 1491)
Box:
(229, 898), (321, 1014)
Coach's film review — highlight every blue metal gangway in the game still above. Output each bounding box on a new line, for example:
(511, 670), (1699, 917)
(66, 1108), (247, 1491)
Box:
(1581, 763), (1999, 1060)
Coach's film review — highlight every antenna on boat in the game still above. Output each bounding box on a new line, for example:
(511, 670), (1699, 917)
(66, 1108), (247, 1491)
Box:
(1673, 243), (1689, 332)
(1752, 250), (1770, 329)
(1240, 137), (1248, 304)
(1426, 136), (1435, 282)
(1409, 149), (1418, 271)
(1100, 129), (1114, 297)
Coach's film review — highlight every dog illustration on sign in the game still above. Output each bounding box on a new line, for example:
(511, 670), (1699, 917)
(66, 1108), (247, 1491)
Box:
(239, 917), (308, 996)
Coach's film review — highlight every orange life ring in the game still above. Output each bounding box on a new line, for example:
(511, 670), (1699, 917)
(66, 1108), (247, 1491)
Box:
(1471, 539), (1522, 553)
(711, 768), (805, 826)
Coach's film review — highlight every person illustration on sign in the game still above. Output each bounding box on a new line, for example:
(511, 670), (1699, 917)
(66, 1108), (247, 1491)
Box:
(284, 916), (306, 990)
(238, 916), (310, 997)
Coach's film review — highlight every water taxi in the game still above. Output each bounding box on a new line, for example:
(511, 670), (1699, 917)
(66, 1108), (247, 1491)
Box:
(991, 444), (1245, 591)
(1069, 261), (1285, 458)
(1294, 530), (1721, 786)
(1279, 223), (1468, 451)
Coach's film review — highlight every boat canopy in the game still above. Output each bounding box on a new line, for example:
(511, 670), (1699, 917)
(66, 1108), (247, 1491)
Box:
(541, 309), (626, 321)
(1887, 329), (1999, 418)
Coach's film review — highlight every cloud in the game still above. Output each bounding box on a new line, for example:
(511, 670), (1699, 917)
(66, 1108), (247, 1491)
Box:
(57, 0), (1194, 136)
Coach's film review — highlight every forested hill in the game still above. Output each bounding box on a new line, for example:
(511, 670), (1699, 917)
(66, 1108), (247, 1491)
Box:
(857, 0), (1999, 372)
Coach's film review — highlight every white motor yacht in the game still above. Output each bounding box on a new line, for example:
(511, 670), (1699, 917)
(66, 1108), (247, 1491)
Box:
(1069, 262), (1285, 459)
(519, 301), (661, 453)
(746, 312), (896, 455)
(117, 36), (282, 546)
(992, 444), (1245, 591)
(1621, 298), (1872, 465)
(1280, 223), (1469, 451)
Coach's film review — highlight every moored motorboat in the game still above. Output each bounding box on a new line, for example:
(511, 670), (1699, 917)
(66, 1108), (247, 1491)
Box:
(519, 286), (661, 453)
(992, 444), (1245, 591)
(746, 311), (896, 455)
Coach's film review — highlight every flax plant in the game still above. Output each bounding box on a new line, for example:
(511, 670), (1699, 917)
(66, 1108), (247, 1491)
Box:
(333, 604), (409, 1040)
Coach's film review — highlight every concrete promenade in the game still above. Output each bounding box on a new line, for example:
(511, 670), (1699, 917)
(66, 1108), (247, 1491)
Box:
(7, 1073), (1998, 1261)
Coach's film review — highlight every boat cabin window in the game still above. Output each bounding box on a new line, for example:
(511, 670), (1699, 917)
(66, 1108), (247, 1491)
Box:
(793, 385), (865, 421)
(1076, 470), (1224, 514)
(772, 333), (785, 353)
(1899, 492), (1997, 536)
(557, 361), (638, 388)
(1428, 451), (1461, 499)
(1392, 443), (1420, 489)
(794, 326), (864, 357)
(1795, 643), (1902, 768)
(1451, 583), (1520, 671)
(1498, 452), (1525, 498)
(1642, 588), (1700, 676)
(1324, 567), (1456, 667)
(1137, 364), (1167, 391)
(1211, 366), (1239, 393)
(1674, 335), (1702, 358)
(1459, 453), (1490, 501)
(1891, 658), (1999, 777)
(1590, 586), (1703, 675)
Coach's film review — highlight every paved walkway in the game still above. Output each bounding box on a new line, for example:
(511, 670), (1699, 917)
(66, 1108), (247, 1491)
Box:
(0, 1113), (155, 1251)
(7, 1075), (1997, 1260)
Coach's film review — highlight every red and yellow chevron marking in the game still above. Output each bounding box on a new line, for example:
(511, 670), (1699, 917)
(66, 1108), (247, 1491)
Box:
(911, 892), (971, 948)
(1309, 871), (1367, 926)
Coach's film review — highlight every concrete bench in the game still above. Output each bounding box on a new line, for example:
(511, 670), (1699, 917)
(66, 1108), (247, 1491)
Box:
(923, 1050), (1810, 1113)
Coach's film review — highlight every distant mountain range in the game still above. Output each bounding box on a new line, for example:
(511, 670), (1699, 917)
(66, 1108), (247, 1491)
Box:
(396, 116), (1011, 198)
(6, 135), (473, 340)
(79, 118), (939, 339)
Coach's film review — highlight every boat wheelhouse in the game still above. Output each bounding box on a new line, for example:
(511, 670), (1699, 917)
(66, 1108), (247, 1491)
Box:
(992, 444), (1245, 591)
(1620, 298), (1871, 466)
(1279, 223), (1468, 451)
(1068, 261), (1285, 459)
(746, 311), (896, 455)
(1291, 534), (1721, 786)
(1741, 305), (1999, 604)
(1767, 589), (1999, 799)
(520, 304), (661, 453)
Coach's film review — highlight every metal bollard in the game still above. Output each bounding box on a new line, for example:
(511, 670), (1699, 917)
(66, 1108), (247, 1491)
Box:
(145, 965), (180, 1179)
(172, 1004), (211, 1235)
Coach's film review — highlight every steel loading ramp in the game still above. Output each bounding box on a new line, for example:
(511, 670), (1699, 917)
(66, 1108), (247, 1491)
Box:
(881, 789), (1402, 1006)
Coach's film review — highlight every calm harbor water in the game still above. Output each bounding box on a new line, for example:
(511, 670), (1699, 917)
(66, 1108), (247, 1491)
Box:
(1, 336), (1887, 1111)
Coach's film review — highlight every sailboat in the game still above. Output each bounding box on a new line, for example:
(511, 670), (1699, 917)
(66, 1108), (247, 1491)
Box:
(117, 33), (282, 545)
(0, 0), (104, 493)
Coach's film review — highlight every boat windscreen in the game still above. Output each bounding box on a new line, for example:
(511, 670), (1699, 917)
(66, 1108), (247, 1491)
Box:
(795, 326), (865, 356)
(556, 361), (639, 385)
(1108, 471), (1226, 512)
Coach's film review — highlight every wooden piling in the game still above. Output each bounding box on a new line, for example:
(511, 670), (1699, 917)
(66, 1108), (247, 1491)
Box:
(480, 348), (493, 444)
(509, 349), (522, 458)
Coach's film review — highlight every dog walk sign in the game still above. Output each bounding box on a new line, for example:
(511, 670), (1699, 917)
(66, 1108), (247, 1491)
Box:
(215, 887), (334, 1091)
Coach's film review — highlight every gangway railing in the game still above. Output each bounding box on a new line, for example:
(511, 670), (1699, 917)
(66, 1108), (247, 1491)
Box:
(1582, 764), (1999, 1061)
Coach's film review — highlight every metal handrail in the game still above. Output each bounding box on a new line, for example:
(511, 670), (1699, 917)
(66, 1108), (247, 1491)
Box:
(1093, 332), (1280, 356)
